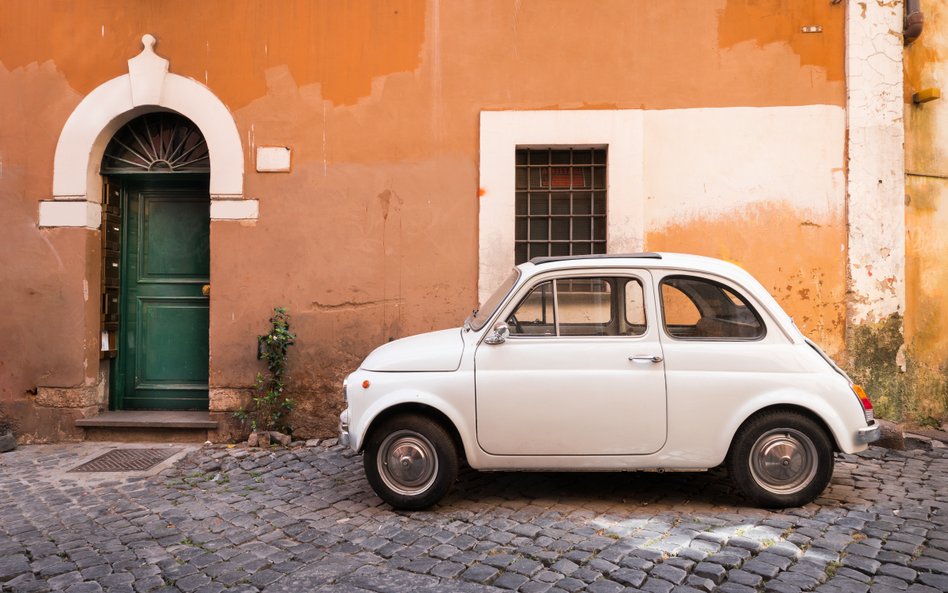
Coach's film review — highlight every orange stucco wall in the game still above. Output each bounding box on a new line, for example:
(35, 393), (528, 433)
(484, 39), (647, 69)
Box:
(647, 204), (847, 357)
(0, 1), (849, 440)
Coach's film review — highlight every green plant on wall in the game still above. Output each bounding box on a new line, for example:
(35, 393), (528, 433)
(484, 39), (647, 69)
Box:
(235, 307), (297, 434)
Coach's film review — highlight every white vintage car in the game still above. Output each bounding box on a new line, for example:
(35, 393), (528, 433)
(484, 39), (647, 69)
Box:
(340, 253), (879, 510)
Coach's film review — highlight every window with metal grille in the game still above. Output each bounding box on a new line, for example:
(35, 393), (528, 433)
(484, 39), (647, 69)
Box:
(515, 147), (607, 264)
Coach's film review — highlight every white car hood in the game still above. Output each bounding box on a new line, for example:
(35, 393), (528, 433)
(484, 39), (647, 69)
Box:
(361, 328), (464, 372)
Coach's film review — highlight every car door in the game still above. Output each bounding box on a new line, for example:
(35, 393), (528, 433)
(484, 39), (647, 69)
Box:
(474, 272), (667, 456)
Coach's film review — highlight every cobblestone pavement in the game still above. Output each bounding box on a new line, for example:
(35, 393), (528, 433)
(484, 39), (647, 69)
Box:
(1, 441), (946, 593)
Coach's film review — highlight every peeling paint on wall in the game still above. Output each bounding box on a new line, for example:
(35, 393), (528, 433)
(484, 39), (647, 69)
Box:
(718, 0), (845, 83)
(847, 314), (948, 424)
(0, 1), (427, 108)
(647, 202), (848, 358)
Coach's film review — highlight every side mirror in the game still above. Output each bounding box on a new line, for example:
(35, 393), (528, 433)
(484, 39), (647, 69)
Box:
(484, 322), (510, 345)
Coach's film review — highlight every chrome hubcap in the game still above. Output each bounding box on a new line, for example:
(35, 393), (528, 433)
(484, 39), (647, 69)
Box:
(749, 428), (818, 495)
(377, 431), (438, 496)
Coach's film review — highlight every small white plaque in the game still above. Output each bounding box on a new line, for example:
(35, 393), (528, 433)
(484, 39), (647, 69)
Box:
(256, 146), (292, 172)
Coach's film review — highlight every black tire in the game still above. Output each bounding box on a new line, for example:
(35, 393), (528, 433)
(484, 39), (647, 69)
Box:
(363, 415), (459, 510)
(727, 411), (834, 508)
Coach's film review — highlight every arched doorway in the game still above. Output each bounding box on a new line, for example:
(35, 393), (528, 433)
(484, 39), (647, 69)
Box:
(102, 112), (210, 410)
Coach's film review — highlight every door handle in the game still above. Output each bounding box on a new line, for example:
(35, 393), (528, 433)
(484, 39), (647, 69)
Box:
(629, 355), (663, 363)
(202, 284), (211, 297)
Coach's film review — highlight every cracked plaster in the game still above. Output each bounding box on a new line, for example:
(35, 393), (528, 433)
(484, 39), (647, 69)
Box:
(845, 0), (906, 325)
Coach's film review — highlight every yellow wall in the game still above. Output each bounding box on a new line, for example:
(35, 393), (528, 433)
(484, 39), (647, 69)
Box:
(903, 0), (948, 423)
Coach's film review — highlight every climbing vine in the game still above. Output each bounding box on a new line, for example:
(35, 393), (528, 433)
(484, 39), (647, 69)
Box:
(235, 307), (297, 434)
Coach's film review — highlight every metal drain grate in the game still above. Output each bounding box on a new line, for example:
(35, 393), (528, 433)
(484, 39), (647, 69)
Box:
(69, 448), (182, 472)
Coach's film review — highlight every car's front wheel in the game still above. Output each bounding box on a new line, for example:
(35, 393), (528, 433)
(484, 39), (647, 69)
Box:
(728, 411), (834, 508)
(364, 415), (459, 510)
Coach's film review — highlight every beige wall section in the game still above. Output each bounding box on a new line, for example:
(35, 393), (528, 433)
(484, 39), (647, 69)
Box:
(0, 1), (849, 440)
(903, 0), (948, 421)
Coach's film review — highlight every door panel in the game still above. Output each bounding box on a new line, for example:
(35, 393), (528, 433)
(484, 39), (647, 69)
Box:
(474, 272), (667, 456)
(114, 180), (210, 410)
(141, 197), (210, 279)
(137, 298), (209, 385)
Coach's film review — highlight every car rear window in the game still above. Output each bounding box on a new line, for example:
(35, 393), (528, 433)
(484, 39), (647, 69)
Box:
(660, 275), (765, 340)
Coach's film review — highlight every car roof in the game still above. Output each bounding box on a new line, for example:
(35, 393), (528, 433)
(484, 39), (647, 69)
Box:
(524, 252), (750, 278)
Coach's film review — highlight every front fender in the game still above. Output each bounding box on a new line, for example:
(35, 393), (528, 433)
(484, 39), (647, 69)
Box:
(346, 373), (476, 461)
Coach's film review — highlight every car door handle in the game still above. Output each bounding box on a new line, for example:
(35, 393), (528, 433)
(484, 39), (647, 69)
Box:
(629, 355), (663, 363)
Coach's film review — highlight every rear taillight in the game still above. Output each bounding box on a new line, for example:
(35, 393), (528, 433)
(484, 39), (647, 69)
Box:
(852, 384), (874, 423)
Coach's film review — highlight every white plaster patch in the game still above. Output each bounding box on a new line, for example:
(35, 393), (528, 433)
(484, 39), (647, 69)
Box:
(211, 199), (259, 221)
(38, 200), (102, 229)
(846, 0), (905, 324)
(256, 146), (292, 172)
(645, 105), (846, 227)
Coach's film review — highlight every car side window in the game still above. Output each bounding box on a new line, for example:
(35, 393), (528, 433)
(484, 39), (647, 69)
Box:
(507, 276), (646, 337)
(508, 281), (555, 335)
(557, 278), (613, 336)
(660, 276), (764, 340)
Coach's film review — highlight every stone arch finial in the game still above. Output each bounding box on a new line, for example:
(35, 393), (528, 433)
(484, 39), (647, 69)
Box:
(127, 34), (169, 106)
(40, 33), (256, 228)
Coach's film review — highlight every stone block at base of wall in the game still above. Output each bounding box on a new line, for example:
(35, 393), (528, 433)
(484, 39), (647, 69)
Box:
(208, 411), (248, 443)
(34, 385), (105, 409)
(0, 432), (15, 452)
(876, 419), (905, 450)
(209, 388), (253, 413)
(12, 403), (100, 443)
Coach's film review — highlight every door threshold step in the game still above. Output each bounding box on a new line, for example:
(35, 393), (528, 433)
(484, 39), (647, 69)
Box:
(76, 411), (217, 429)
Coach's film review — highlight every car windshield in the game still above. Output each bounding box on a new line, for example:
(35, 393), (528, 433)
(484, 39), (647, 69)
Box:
(467, 269), (520, 331)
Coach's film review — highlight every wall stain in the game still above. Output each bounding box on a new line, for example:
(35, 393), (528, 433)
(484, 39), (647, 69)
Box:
(718, 0), (844, 82)
(647, 201), (847, 357)
(309, 298), (403, 312)
(0, 0), (426, 108)
(846, 313), (948, 424)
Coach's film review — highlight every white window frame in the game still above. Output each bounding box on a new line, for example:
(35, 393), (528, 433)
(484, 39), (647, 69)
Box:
(478, 110), (644, 302)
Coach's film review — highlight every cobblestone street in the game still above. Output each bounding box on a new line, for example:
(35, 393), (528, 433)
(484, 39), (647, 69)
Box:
(1, 441), (946, 593)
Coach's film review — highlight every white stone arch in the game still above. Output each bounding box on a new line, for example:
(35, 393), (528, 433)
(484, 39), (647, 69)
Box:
(39, 34), (257, 227)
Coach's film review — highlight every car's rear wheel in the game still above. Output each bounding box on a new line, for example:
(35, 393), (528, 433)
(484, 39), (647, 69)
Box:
(728, 411), (834, 508)
(364, 415), (458, 510)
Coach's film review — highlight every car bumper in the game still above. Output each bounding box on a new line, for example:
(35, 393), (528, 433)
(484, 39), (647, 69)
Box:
(856, 423), (881, 444)
(338, 408), (351, 448)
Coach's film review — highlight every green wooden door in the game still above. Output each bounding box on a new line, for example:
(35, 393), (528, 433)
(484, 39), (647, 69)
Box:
(113, 178), (210, 410)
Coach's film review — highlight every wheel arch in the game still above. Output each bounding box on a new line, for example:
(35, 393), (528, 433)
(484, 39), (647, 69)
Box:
(726, 403), (840, 462)
(361, 402), (467, 463)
